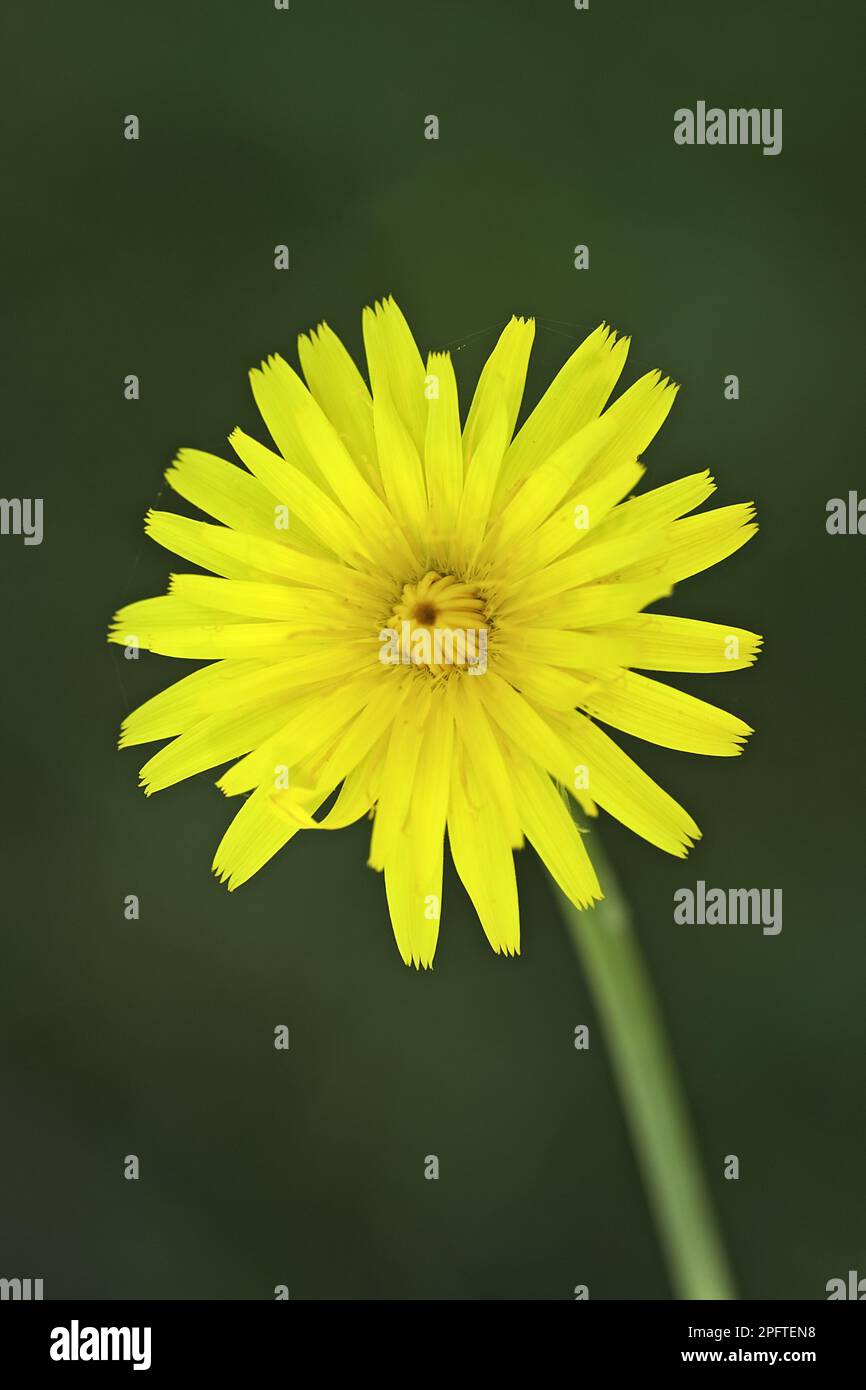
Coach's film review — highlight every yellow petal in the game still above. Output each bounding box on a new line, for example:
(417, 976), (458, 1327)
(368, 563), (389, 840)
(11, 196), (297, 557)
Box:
(582, 470), (716, 548)
(250, 354), (418, 578)
(448, 752), (520, 955)
(144, 511), (390, 602)
(478, 672), (573, 783)
(111, 614), (348, 662)
(497, 528), (663, 615)
(496, 324), (629, 500)
(554, 710), (700, 856)
(621, 503), (758, 585)
(492, 654), (591, 714)
(484, 368), (674, 562)
(503, 460), (645, 579)
(452, 677), (523, 847)
(462, 315), (535, 468)
(606, 615), (762, 672)
(424, 351), (463, 561)
(575, 670), (753, 756)
(362, 295), (428, 456)
(499, 625), (643, 670)
(313, 672), (412, 795)
(408, 684), (455, 883)
(454, 398), (509, 571)
(229, 427), (370, 569)
(297, 321), (381, 493)
(372, 378), (429, 547)
(109, 594), (242, 641)
(368, 680), (434, 870)
(213, 782), (326, 890)
(216, 676), (381, 797)
(168, 574), (374, 627)
(311, 729), (391, 830)
(569, 370), (678, 492)
(166, 448), (302, 543)
(382, 686), (455, 967)
(119, 660), (262, 747)
(384, 829), (442, 969)
(139, 700), (293, 795)
(509, 756), (601, 909)
(521, 579), (670, 630)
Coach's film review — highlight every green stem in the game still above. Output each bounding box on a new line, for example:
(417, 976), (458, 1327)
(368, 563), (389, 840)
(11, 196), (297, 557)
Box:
(550, 838), (736, 1300)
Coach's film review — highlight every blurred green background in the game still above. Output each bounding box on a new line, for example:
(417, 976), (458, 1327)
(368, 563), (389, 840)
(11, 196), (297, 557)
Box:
(2, 0), (864, 1299)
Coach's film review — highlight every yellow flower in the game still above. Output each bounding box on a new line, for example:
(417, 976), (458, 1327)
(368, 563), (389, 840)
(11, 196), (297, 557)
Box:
(109, 297), (760, 967)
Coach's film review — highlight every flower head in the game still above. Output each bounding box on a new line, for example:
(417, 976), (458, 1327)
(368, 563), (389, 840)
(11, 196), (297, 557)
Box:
(109, 297), (759, 967)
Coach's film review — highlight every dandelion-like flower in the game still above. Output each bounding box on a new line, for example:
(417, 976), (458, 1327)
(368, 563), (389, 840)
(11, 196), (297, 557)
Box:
(110, 297), (759, 966)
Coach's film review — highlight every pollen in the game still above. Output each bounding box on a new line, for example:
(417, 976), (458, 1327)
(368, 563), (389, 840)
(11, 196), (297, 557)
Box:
(393, 572), (488, 629)
(387, 572), (490, 675)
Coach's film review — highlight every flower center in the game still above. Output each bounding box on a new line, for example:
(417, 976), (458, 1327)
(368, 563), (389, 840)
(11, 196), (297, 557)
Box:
(385, 572), (489, 674)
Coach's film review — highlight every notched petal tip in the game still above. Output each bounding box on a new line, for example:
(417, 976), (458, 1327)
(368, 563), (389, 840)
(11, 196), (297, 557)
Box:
(497, 942), (521, 959)
(675, 824), (703, 858)
(211, 854), (233, 889)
